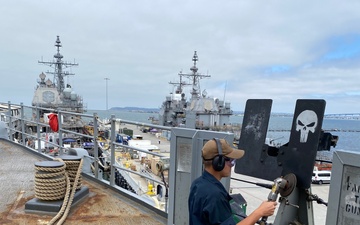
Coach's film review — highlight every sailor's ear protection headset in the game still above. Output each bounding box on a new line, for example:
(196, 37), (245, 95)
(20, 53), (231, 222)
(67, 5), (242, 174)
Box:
(212, 138), (225, 171)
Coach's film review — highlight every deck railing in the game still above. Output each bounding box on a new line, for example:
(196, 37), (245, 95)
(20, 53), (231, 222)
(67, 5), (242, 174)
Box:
(0, 101), (170, 218)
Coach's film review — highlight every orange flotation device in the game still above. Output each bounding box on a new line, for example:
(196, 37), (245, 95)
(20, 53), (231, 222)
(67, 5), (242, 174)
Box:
(48, 113), (59, 132)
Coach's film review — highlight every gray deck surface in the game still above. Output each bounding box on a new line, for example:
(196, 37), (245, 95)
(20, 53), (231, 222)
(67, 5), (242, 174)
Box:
(0, 139), (167, 225)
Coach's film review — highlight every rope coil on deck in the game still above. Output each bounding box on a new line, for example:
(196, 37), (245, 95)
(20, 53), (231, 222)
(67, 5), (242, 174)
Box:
(33, 156), (84, 225)
(34, 161), (67, 201)
(49, 156), (84, 225)
(62, 159), (82, 190)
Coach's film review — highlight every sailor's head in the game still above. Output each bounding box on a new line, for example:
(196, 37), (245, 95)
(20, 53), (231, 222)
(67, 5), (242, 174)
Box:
(202, 138), (244, 175)
(202, 138), (244, 161)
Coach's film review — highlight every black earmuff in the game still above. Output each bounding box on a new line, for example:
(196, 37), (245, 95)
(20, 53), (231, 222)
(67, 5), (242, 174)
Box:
(212, 138), (225, 171)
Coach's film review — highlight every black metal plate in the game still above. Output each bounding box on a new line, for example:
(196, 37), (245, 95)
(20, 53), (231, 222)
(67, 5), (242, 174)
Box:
(278, 99), (326, 188)
(234, 99), (282, 181)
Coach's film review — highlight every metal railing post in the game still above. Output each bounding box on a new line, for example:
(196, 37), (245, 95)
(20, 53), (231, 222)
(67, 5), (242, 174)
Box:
(7, 101), (13, 140)
(93, 113), (99, 179)
(36, 106), (41, 153)
(58, 111), (63, 155)
(20, 103), (25, 145)
(110, 114), (116, 186)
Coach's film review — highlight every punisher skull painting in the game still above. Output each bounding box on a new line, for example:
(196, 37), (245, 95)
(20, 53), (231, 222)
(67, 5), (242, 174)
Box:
(296, 110), (318, 143)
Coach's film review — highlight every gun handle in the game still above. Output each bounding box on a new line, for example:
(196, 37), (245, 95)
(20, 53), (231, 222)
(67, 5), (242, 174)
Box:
(259, 216), (268, 225)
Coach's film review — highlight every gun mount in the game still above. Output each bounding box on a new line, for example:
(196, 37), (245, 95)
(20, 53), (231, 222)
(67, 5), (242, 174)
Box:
(234, 99), (337, 225)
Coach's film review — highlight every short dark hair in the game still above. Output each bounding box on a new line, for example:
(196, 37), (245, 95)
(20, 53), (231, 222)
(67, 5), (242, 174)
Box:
(203, 160), (212, 168)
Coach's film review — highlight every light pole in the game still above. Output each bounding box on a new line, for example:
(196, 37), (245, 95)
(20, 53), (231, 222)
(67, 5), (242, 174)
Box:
(104, 78), (110, 110)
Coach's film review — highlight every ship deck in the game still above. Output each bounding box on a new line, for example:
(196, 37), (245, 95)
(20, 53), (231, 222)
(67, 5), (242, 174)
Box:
(0, 139), (167, 225)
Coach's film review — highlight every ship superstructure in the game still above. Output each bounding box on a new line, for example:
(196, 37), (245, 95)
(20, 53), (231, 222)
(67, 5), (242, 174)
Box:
(31, 36), (85, 129)
(158, 51), (233, 129)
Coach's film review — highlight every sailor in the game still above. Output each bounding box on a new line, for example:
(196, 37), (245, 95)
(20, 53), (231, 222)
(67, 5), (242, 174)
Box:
(188, 138), (277, 225)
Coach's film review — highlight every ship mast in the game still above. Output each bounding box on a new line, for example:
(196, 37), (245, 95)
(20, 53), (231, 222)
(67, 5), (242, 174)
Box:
(38, 36), (78, 93)
(178, 51), (210, 100)
(169, 70), (190, 94)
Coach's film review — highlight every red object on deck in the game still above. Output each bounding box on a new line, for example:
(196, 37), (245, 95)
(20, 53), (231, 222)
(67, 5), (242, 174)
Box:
(48, 113), (59, 132)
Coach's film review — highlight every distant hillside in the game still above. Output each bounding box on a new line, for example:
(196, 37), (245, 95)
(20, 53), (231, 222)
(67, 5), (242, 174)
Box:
(110, 107), (160, 112)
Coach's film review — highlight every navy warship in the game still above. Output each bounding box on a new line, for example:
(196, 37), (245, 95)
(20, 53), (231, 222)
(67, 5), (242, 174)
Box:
(158, 51), (234, 131)
(28, 36), (86, 133)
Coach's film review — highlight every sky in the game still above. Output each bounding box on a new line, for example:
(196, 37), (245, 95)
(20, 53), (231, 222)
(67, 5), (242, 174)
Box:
(1, 1), (360, 114)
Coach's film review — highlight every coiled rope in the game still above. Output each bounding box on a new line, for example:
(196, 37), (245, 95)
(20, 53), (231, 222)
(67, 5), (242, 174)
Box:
(49, 157), (84, 225)
(34, 161), (67, 201)
(63, 159), (83, 190)
(34, 156), (84, 225)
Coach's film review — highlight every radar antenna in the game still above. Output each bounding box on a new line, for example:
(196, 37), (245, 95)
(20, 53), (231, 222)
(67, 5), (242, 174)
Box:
(178, 51), (210, 100)
(38, 36), (78, 94)
(169, 70), (191, 94)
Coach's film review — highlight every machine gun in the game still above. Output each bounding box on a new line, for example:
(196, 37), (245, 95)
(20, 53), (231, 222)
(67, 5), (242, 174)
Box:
(234, 99), (335, 225)
(259, 174), (297, 225)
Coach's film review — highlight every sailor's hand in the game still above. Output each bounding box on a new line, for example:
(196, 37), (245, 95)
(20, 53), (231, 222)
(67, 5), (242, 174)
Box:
(258, 201), (277, 217)
(238, 201), (278, 225)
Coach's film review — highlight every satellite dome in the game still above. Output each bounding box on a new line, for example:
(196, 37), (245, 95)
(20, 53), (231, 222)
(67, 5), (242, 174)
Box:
(71, 91), (77, 100)
(39, 72), (46, 80)
(63, 88), (72, 98)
